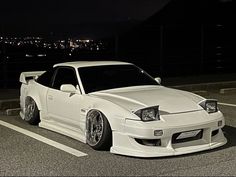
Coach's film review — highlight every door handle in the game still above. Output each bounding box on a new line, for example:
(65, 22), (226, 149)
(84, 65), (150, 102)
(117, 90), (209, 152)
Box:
(48, 95), (53, 100)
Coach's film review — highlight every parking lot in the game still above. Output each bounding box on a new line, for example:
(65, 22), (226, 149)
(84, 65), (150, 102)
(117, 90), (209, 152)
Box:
(0, 88), (236, 176)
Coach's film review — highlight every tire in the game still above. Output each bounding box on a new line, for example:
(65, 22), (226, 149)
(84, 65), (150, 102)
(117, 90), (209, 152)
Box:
(24, 97), (40, 125)
(86, 110), (112, 150)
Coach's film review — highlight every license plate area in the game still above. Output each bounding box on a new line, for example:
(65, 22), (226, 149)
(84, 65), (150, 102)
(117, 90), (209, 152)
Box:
(172, 129), (203, 144)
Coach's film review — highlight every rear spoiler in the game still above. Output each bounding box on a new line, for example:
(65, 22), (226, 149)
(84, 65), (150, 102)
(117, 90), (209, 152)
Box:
(19, 71), (46, 84)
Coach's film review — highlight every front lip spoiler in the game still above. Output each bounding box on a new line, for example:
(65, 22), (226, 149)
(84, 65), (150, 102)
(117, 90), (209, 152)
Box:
(110, 131), (227, 158)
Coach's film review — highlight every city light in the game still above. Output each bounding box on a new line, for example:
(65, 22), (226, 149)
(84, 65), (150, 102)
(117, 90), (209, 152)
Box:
(0, 36), (106, 51)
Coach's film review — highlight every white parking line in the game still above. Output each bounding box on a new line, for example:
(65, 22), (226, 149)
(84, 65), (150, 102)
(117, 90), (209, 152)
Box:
(0, 120), (87, 157)
(219, 102), (236, 107)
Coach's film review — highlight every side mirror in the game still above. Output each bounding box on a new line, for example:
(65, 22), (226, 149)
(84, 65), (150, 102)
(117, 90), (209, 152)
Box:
(60, 84), (76, 93)
(155, 77), (161, 84)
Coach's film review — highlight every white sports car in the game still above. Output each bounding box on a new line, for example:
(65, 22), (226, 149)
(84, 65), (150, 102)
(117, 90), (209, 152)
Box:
(19, 61), (227, 157)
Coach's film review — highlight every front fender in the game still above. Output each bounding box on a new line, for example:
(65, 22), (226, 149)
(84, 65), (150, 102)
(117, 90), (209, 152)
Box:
(84, 96), (138, 132)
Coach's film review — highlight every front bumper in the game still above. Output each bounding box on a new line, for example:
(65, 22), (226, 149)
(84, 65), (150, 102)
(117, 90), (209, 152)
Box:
(110, 110), (227, 157)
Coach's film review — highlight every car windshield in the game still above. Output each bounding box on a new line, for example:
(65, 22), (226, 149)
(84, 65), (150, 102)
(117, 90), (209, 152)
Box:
(78, 64), (159, 93)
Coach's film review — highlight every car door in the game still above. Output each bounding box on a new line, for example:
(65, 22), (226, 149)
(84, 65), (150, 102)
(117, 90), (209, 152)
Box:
(47, 66), (84, 132)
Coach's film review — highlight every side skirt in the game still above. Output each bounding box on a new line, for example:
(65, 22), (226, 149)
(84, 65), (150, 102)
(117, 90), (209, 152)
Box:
(39, 119), (86, 144)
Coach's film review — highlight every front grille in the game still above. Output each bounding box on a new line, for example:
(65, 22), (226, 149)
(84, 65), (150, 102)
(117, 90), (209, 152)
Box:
(172, 129), (203, 144)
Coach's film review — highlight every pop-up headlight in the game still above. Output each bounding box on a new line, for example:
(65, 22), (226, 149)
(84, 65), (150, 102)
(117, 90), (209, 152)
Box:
(135, 106), (160, 122)
(199, 99), (218, 114)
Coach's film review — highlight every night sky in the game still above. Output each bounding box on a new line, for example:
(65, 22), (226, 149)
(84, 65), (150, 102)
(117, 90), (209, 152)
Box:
(0, 0), (170, 37)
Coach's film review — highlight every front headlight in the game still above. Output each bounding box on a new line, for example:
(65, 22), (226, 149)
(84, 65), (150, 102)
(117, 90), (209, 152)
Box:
(134, 106), (160, 122)
(199, 99), (218, 113)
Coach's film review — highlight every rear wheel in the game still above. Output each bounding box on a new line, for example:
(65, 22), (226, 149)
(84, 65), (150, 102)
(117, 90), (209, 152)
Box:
(25, 97), (40, 125)
(86, 110), (112, 150)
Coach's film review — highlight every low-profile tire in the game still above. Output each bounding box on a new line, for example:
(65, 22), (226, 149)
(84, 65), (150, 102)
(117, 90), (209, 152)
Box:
(86, 110), (112, 150)
(24, 97), (40, 125)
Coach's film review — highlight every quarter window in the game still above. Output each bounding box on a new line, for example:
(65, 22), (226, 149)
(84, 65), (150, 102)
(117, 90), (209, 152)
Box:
(52, 67), (78, 90)
(37, 69), (55, 87)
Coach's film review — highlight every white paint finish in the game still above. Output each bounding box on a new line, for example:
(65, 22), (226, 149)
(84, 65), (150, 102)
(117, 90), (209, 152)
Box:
(47, 88), (84, 133)
(0, 120), (87, 157)
(19, 71), (45, 84)
(54, 61), (130, 68)
(19, 61), (227, 157)
(92, 86), (203, 113)
(219, 102), (236, 107)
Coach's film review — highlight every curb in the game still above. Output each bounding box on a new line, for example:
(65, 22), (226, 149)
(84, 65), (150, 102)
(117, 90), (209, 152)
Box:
(170, 81), (236, 91)
(220, 88), (236, 94)
(0, 99), (20, 111)
(6, 108), (21, 116)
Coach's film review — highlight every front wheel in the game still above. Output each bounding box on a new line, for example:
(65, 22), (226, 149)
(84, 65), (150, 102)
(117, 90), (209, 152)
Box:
(24, 97), (40, 125)
(86, 110), (112, 150)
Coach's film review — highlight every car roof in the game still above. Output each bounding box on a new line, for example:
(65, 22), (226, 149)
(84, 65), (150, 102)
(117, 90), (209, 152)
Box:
(53, 61), (132, 68)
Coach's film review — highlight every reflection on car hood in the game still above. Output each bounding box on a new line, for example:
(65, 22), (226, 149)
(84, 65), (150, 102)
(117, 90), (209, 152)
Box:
(90, 86), (203, 114)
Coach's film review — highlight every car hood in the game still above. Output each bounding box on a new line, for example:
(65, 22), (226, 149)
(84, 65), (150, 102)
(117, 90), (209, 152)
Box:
(90, 86), (204, 114)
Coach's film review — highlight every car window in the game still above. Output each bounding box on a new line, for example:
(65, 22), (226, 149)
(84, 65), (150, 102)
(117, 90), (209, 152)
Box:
(37, 69), (55, 87)
(79, 64), (159, 93)
(52, 67), (78, 90)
